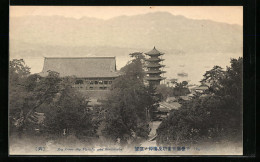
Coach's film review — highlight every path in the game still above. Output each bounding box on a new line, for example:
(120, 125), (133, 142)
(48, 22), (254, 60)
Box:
(140, 121), (161, 147)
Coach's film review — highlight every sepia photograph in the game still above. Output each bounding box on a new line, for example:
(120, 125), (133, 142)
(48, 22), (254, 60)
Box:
(9, 6), (243, 155)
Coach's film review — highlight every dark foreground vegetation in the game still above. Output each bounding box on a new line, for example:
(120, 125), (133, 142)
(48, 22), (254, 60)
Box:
(9, 53), (159, 147)
(156, 58), (243, 145)
(9, 55), (243, 149)
(9, 60), (99, 143)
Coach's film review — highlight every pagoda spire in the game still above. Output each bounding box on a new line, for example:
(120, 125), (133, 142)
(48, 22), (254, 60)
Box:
(144, 47), (166, 86)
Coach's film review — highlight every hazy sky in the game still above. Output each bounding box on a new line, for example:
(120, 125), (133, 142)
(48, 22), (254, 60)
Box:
(10, 6), (243, 25)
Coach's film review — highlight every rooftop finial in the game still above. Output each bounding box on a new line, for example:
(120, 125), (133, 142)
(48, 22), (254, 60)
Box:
(154, 46), (156, 49)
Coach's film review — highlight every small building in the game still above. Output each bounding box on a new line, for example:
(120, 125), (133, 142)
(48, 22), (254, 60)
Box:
(194, 85), (209, 93)
(189, 84), (209, 94)
(39, 57), (120, 98)
(154, 101), (181, 121)
(166, 96), (177, 103)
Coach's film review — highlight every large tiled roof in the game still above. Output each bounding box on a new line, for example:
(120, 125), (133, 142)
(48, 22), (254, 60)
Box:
(39, 57), (119, 78)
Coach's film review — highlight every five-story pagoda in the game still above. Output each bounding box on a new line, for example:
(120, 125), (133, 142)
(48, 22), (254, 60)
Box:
(144, 47), (166, 86)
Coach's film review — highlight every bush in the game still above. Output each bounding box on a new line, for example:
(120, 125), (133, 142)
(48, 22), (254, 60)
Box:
(155, 84), (173, 101)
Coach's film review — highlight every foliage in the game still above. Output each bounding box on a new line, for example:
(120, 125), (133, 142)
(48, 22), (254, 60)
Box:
(9, 59), (97, 140)
(172, 81), (190, 96)
(156, 81), (190, 100)
(40, 76), (98, 141)
(9, 59), (30, 86)
(200, 65), (226, 93)
(156, 58), (243, 145)
(155, 84), (173, 101)
(101, 53), (159, 145)
(120, 52), (146, 81)
(9, 59), (33, 136)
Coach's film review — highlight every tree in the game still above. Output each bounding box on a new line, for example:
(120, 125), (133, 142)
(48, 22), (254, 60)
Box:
(155, 84), (173, 101)
(9, 59), (97, 140)
(156, 58), (243, 145)
(9, 59), (30, 86)
(101, 53), (159, 145)
(120, 52), (146, 81)
(9, 59), (32, 136)
(200, 65), (225, 93)
(172, 81), (190, 96)
(218, 58), (243, 100)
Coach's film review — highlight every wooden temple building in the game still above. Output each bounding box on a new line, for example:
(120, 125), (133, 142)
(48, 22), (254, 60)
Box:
(144, 47), (166, 86)
(39, 57), (119, 92)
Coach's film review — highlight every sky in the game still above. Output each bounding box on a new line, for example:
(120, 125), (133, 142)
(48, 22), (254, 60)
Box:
(9, 6), (243, 84)
(10, 6), (243, 25)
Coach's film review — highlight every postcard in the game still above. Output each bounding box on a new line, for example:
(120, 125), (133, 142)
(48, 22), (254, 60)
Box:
(9, 6), (243, 155)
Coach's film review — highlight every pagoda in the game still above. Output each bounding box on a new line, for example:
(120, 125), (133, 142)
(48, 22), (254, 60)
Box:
(144, 47), (166, 86)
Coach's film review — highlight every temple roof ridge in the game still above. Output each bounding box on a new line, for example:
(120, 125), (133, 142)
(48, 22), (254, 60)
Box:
(39, 56), (119, 78)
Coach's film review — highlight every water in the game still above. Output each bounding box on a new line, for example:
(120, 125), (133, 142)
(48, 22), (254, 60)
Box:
(10, 52), (242, 85)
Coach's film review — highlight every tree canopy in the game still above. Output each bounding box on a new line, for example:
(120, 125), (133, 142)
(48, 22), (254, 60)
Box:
(156, 57), (243, 145)
(9, 59), (97, 141)
(101, 53), (159, 145)
(120, 52), (146, 81)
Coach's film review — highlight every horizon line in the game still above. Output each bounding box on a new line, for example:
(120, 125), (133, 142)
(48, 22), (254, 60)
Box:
(44, 56), (116, 59)
(10, 11), (242, 26)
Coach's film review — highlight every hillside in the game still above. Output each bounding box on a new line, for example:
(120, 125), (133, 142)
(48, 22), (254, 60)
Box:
(10, 12), (242, 53)
(9, 12), (243, 84)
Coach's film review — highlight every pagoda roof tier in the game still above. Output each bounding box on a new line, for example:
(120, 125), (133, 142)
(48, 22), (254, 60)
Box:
(145, 58), (165, 62)
(145, 70), (166, 74)
(144, 64), (165, 68)
(145, 47), (164, 56)
(145, 76), (166, 81)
